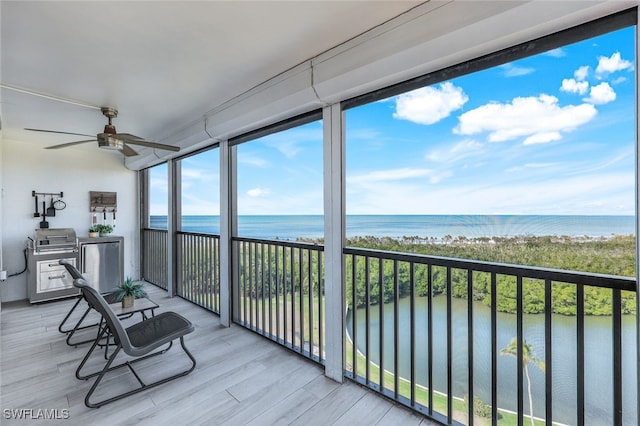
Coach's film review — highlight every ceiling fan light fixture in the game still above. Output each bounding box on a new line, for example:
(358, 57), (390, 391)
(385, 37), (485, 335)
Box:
(97, 133), (123, 150)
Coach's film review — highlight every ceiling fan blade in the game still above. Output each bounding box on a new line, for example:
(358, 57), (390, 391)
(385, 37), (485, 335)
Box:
(45, 139), (96, 149)
(26, 128), (94, 137)
(115, 132), (144, 140)
(119, 137), (180, 152)
(121, 143), (139, 157)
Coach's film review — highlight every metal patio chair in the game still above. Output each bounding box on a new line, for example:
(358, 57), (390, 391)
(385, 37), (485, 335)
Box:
(58, 260), (131, 346)
(73, 277), (196, 408)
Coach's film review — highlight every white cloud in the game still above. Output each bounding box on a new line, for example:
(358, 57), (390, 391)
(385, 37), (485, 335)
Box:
(454, 94), (597, 145)
(349, 168), (432, 183)
(583, 82), (616, 105)
(426, 139), (484, 163)
(261, 127), (322, 159)
(393, 82), (468, 125)
(560, 78), (589, 95)
(595, 52), (633, 77)
(611, 76), (627, 85)
(348, 167), (453, 185)
(574, 66), (589, 81)
(238, 188), (323, 215)
(238, 155), (268, 167)
(523, 132), (562, 145)
(346, 171), (634, 216)
(247, 187), (271, 197)
(181, 193), (220, 215)
(501, 63), (535, 77)
(149, 177), (168, 192)
(506, 162), (559, 173)
(544, 48), (566, 58)
(263, 139), (302, 159)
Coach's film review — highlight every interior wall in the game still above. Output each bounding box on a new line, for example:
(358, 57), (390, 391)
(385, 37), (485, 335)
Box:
(0, 138), (139, 303)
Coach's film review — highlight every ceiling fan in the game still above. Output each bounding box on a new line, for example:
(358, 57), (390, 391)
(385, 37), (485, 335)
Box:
(25, 107), (180, 156)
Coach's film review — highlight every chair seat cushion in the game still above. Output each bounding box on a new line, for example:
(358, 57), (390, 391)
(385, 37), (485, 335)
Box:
(125, 312), (194, 356)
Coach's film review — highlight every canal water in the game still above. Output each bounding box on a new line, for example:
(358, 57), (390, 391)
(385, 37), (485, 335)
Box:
(348, 296), (637, 425)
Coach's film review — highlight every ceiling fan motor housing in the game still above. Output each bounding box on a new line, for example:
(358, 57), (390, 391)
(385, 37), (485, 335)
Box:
(98, 107), (122, 149)
(97, 133), (124, 150)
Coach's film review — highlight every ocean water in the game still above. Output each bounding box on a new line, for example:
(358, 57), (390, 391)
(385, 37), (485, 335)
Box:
(150, 214), (635, 240)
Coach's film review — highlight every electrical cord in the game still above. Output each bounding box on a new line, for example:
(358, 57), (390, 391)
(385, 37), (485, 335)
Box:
(8, 249), (28, 278)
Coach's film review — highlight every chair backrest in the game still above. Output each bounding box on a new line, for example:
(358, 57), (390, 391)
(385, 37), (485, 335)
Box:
(73, 278), (134, 352)
(59, 259), (84, 280)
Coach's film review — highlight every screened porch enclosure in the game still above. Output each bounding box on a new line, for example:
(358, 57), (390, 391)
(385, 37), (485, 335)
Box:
(138, 8), (639, 426)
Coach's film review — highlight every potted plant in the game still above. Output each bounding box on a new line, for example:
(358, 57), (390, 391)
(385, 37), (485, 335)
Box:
(88, 226), (99, 238)
(89, 224), (113, 237)
(114, 277), (147, 308)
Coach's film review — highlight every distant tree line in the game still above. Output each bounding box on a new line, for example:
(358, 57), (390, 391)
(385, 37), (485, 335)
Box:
(344, 234), (636, 315)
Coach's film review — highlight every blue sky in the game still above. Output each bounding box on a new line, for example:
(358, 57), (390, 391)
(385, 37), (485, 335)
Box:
(151, 26), (635, 216)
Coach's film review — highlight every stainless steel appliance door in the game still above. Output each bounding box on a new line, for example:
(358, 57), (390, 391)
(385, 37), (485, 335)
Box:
(81, 241), (122, 293)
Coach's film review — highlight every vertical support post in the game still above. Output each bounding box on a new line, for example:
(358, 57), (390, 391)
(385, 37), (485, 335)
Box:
(166, 160), (180, 297)
(174, 161), (183, 297)
(138, 170), (148, 281)
(635, 11), (640, 423)
(219, 139), (233, 327)
(323, 103), (345, 382)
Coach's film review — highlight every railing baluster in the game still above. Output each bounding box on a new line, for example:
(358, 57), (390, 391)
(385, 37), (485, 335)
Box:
(577, 283), (585, 426)
(467, 269), (474, 426)
(308, 247), (314, 358)
(545, 278), (552, 426)
(248, 241), (252, 324)
(197, 235), (201, 304)
(517, 275), (524, 426)
(428, 263), (433, 415)
(289, 247), (297, 347)
(446, 266), (453, 422)
(267, 243), (272, 339)
(491, 272), (498, 426)
(410, 262), (416, 406)
(394, 259), (399, 399)
(261, 242), (266, 335)
(300, 247), (305, 354)
(276, 245), (281, 341)
(185, 233), (190, 297)
(352, 254), (358, 377)
(215, 236), (220, 311)
(208, 236), (213, 308)
(379, 258), (385, 392)
(283, 245), (288, 345)
(612, 288), (622, 426)
(365, 255), (370, 385)
(243, 240), (248, 324)
(318, 250), (323, 361)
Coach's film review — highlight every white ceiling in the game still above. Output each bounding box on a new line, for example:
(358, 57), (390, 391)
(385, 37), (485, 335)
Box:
(0, 1), (422, 155)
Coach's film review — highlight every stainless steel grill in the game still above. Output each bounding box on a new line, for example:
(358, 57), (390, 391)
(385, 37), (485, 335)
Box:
(28, 228), (79, 303)
(33, 228), (78, 253)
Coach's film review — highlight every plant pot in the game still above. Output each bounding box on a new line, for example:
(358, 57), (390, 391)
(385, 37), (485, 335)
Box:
(88, 232), (99, 238)
(122, 295), (134, 308)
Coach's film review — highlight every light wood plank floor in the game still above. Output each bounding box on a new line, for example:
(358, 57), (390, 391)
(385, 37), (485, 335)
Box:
(1, 285), (437, 425)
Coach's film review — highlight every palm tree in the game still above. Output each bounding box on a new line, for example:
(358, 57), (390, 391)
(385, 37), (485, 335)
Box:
(501, 337), (545, 426)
